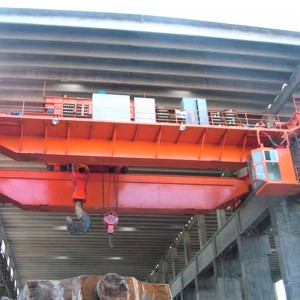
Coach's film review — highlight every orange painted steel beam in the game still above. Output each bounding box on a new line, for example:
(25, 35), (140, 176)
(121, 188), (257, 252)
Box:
(0, 170), (249, 214)
(0, 116), (289, 170)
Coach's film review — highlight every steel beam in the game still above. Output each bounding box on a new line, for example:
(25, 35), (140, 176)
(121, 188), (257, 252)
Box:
(0, 115), (284, 170)
(0, 170), (249, 214)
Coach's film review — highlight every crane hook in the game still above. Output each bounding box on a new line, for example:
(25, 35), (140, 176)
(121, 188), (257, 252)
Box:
(66, 164), (91, 235)
(66, 200), (91, 235)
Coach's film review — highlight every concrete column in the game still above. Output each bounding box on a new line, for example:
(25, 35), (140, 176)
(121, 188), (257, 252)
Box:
(215, 258), (242, 300)
(237, 235), (275, 300)
(183, 230), (192, 265)
(194, 277), (201, 300)
(195, 215), (207, 248)
(173, 292), (183, 300)
(197, 277), (217, 299)
(171, 247), (180, 278)
(162, 256), (169, 284)
(216, 209), (226, 229)
(270, 197), (300, 300)
(216, 278), (242, 300)
(182, 284), (196, 300)
(149, 271), (158, 283)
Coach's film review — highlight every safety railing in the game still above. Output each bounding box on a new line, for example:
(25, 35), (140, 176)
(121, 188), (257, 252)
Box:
(0, 100), (47, 115)
(0, 97), (293, 129)
(293, 97), (300, 113)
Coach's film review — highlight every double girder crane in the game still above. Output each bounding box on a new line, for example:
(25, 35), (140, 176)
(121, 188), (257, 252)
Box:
(0, 94), (300, 244)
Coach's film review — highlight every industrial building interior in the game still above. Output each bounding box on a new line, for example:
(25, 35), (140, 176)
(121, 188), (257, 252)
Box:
(0, 6), (300, 300)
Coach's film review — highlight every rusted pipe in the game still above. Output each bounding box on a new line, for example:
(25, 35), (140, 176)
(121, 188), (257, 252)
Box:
(96, 273), (128, 300)
(66, 200), (91, 235)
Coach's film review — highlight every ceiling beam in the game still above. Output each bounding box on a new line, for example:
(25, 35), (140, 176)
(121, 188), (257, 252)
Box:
(0, 68), (280, 95)
(0, 54), (288, 84)
(1, 9), (300, 46)
(0, 25), (299, 60)
(0, 41), (295, 72)
(267, 64), (300, 114)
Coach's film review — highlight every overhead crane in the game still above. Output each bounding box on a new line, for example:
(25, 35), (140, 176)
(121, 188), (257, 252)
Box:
(0, 94), (300, 242)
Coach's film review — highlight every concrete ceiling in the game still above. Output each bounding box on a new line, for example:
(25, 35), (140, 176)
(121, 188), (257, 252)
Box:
(0, 7), (299, 295)
(0, 8), (300, 113)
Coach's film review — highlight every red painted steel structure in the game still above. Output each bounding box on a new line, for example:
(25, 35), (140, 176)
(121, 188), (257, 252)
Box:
(0, 170), (249, 214)
(0, 96), (299, 213)
(0, 115), (290, 169)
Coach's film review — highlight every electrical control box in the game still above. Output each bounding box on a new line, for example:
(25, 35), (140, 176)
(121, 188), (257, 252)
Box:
(134, 97), (156, 123)
(92, 93), (131, 121)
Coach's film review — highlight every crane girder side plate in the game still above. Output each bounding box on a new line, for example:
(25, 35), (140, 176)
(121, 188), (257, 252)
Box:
(0, 116), (288, 169)
(0, 171), (249, 214)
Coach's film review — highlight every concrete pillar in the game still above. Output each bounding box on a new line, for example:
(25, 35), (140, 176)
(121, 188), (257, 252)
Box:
(197, 277), (217, 299)
(162, 256), (169, 284)
(150, 270), (158, 283)
(216, 278), (242, 300)
(270, 198), (300, 300)
(173, 292), (183, 300)
(215, 258), (242, 300)
(171, 247), (180, 278)
(195, 215), (207, 248)
(183, 230), (192, 265)
(237, 235), (276, 300)
(148, 274), (156, 284)
(182, 284), (196, 300)
(216, 209), (226, 229)
(194, 277), (201, 300)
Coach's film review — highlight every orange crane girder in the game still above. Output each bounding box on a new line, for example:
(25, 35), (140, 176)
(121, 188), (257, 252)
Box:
(0, 116), (289, 169)
(0, 170), (249, 214)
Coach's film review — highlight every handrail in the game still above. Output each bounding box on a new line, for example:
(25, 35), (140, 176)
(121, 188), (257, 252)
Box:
(0, 97), (293, 129)
(293, 97), (300, 113)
